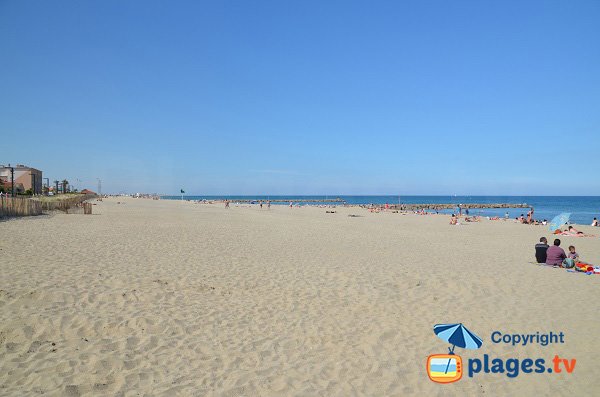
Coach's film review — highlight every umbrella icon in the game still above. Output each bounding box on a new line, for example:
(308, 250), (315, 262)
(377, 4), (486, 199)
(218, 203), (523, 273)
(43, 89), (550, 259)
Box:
(549, 212), (571, 232)
(433, 323), (483, 374)
(434, 323), (483, 353)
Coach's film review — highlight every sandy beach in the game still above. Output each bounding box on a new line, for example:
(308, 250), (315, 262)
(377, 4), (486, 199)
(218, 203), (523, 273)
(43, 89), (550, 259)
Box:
(1, 197), (599, 396)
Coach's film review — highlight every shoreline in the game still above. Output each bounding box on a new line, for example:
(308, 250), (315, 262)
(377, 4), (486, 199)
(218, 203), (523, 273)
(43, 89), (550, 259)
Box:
(126, 195), (599, 226)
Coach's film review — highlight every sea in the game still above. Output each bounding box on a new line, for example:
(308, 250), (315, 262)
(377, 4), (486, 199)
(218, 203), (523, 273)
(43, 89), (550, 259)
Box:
(160, 196), (600, 225)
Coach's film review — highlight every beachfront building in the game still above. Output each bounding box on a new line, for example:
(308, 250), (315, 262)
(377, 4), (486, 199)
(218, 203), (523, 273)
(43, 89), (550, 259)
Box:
(0, 164), (43, 194)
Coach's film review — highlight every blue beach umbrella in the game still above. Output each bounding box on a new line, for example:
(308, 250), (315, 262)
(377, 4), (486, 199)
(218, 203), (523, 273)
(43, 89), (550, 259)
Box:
(433, 323), (483, 353)
(549, 213), (571, 232)
(433, 323), (483, 375)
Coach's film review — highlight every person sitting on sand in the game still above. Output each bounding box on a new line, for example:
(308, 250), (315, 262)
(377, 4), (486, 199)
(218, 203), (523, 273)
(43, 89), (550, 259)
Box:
(535, 237), (549, 264)
(592, 217), (599, 227)
(568, 245), (579, 261)
(568, 226), (583, 234)
(546, 239), (567, 266)
(450, 214), (458, 225)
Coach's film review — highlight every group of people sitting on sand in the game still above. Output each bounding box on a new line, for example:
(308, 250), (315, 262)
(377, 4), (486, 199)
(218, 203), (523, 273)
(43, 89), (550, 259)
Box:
(535, 237), (584, 267)
(449, 213), (481, 225)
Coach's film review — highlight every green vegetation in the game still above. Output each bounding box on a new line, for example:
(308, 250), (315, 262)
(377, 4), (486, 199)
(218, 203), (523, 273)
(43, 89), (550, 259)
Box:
(37, 193), (85, 202)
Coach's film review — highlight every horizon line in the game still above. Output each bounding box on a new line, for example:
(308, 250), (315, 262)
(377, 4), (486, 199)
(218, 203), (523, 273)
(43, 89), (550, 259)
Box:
(154, 194), (600, 198)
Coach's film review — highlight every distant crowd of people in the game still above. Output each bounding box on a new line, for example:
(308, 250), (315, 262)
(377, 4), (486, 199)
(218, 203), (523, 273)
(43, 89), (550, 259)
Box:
(514, 208), (549, 225)
(223, 199), (274, 209)
(447, 207), (600, 228)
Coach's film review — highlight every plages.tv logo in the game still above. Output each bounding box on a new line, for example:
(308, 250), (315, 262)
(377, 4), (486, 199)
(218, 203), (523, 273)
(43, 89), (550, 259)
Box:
(426, 323), (483, 383)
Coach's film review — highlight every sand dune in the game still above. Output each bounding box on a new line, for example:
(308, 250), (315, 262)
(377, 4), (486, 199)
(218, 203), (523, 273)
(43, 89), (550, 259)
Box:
(1, 197), (599, 396)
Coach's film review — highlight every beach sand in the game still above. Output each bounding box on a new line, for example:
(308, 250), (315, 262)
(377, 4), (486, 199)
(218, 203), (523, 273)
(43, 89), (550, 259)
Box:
(1, 197), (599, 396)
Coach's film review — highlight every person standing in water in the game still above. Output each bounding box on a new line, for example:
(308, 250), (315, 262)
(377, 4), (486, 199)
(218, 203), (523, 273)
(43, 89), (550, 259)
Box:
(527, 208), (534, 224)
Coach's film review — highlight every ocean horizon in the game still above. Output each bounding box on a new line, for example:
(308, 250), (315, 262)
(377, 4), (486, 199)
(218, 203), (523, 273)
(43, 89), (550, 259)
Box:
(161, 195), (600, 225)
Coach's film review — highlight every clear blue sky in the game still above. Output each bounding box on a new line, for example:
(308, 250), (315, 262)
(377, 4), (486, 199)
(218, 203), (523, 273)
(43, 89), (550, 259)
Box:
(1, 1), (599, 195)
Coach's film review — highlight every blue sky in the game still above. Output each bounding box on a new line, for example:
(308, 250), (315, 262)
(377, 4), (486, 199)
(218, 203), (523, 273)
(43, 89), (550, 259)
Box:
(1, 1), (599, 195)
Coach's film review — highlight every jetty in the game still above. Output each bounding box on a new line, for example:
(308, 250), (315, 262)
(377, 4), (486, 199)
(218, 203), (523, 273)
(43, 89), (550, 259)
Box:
(380, 203), (531, 211)
(227, 198), (346, 204)
(194, 198), (531, 210)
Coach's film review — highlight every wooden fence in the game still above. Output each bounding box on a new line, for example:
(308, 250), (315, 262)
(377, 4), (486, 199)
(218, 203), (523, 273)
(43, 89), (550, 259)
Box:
(0, 194), (97, 218)
(0, 196), (43, 218)
(40, 195), (97, 213)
